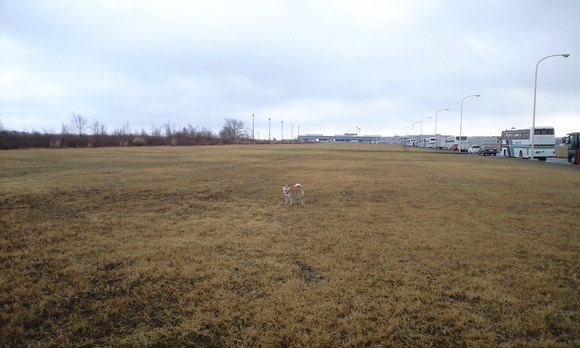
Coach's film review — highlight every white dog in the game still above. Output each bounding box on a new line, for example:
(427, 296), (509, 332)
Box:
(282, 183), (305, 205)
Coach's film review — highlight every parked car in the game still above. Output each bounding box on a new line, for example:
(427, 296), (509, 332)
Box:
(478, 146), (498, 156)
(467, 145), (480, 154)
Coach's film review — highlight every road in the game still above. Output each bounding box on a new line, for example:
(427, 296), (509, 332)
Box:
(486, 152), (579, 170)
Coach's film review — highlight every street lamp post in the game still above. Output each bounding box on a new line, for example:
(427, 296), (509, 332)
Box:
(531, 53), (570, 160)
(420, 116), (432, 146)
(268, 118), (271, 141)
(459, 94), (480, 151)
(434, 108), (449, 136)
(410, 122), (420, 147)
(402, 127), (410, 147)
(281, 121), (284, 141)
(252, 114), (255, 140)
(411, 121), (420, 135)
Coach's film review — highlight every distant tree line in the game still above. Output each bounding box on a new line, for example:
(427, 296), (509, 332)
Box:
(0, 114), (277, 150)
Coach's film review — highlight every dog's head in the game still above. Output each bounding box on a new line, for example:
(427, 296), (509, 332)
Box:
(282, 184), (290, 195)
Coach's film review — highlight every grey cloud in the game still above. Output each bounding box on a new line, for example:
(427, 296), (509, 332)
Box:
(0, 0), (578, 137)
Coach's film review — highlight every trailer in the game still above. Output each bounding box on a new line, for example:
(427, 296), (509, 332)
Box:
(436, 135), (454, 149)
(424, 137), (437, 148)
(563, 132), (580, 165)
(454, 136), (469, 152)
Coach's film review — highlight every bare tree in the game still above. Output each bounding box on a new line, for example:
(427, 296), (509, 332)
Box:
(90, 120), (102, 136)
(219, 118), (248, 141)
(70, 113), (88, 136)
(90, 120), (107, 146)
(162, 121), (173, 138)
(112, 122), (131, 146)
(151, 125), (162, 137)
(61, 122), (70, 135)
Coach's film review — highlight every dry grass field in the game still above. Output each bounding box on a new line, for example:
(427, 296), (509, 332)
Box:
(1, 144), (578, 347)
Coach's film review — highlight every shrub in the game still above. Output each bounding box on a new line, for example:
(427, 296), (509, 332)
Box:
(132, 137), (146, 146)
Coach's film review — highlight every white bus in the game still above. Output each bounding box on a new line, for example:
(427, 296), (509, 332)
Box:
(500, 127), (555, 161)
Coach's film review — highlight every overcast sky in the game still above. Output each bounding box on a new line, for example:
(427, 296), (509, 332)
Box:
(1, 0), (578, 138)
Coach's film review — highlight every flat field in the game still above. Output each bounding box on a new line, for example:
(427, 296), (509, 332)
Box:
(1, 144), (578, 347)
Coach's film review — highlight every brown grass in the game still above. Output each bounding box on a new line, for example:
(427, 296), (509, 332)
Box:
(1, 144), (578, 347)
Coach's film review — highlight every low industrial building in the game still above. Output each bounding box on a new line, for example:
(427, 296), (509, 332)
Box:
(298, 133), (500, 147)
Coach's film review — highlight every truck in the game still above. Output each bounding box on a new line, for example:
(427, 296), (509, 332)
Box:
(454, 136), (469, 152)
(425, 137), (437, 148)
(437, 136), (454, 150)
(563, 132), (580, 165)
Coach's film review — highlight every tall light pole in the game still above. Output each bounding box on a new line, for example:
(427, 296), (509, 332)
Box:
(410, 122), (420, 146)
(459, 94), (480, 151)
(531, 53), (570, 160)
(281, 121), (284, 141)
(434, 108), (449, 135)
(411, 121), (420, 135)
(419, 116), (431, 147)
(268, 117), (271, 141)
(252, 114), (255, 140)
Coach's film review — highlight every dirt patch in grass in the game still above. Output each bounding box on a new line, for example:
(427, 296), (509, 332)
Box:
(293, 261), (325, 283)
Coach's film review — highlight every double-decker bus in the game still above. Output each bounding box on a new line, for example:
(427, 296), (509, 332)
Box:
(500, 127), (555, 161)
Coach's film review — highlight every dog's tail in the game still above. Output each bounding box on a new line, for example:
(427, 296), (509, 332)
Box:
(294, 183), (302, 187)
